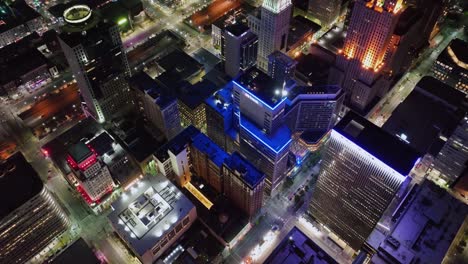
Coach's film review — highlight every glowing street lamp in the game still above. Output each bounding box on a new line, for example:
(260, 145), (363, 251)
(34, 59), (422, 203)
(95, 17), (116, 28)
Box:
(117, 18), (128, 26)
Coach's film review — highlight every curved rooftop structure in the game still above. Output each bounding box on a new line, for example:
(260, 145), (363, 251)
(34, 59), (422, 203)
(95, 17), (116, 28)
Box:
(63, 5), (92, 24)
(61, 4), (100, 33)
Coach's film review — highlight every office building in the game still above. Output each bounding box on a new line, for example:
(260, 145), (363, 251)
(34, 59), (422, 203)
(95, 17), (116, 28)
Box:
(0, 33), (55, 97)
(249, 0), (292, 71)
(368, 180), (468, 264)
(233, 68), (292, 195)
(108, 174), (197, 264)
(329, 0), (404, 112)
(295, 46), (336, 86)
(383, 77), (467, 155)
(177, 80), (219, 133)
(283, 84), (343, 162)
(43, 119), (141, 203)
(156, 49), (204, 85)
(153, 126), (201, 186)
(285, 85), (344, 133)
(308, 0), (342, 26)
(191, 133), (230, 193)
(129, 72), (182, 140)
(153, 126), (265, 216)
(430, 117), (468, 186)
(223, 152), (265, 217)
(431, 39), (468, 93)
(211, 4), (255, 57)
(47, 238), (100, 264)
(58, 4), (131, 122)
(0, 153), (69, 264)
(264, 227), (338, 264)
(408, 0), (443, 48)
(205, 85), (239, 154)
(384, 7), (424, 77)
(66, 142), (115, 203)
(267, 51), (297, 84)
(309, 112), (420, 250)
(222, 24), (258, 77)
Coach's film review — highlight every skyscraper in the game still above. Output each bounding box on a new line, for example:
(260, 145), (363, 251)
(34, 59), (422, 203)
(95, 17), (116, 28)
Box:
(249, 0), (292, 71)
(129, 72), (182, 140)
(308, 0), (342, 26)
(329, 0), (404, 112)
(268, 51), (297, 84)
(153, 126), (201, 186)
(431, 39), (468, 93)
(204, 85), (239, 154)
(0, 153), (69, 264)
(285, 85), (344, 133)
(190, 133), (230, 193)
(430, 117), (468, 186)
(66, 141), (114, 203)
(233, 68), (292, 195)
(58, 5), (131, 123)
(223, 24), (258, 78)
(309, 111), (420, 250)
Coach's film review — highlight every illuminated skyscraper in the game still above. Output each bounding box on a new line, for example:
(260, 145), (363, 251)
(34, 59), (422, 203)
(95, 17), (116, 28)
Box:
(0, 153), (69, 264)
(58, 5), (131, 123)
(223, 24), (258, 78)
(329, 0), (404, 112)
(233, 68), (292, 195)
(430, 117), (468, 186)
(66, 142), (114, 203)
(309, 112), (420, 250)
(249, 0), (292, 71)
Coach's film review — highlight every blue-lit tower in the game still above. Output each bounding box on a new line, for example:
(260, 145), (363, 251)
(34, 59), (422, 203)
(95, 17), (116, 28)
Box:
(233, 68), (293, 195)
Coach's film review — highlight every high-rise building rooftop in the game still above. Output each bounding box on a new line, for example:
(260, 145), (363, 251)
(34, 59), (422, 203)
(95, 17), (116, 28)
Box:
(234, 68), (287, 109)
(108, 174), (196, 263)
(0, 152), (43, 219)
(335, 112), (421, 176)
(224, 152), (265, 189)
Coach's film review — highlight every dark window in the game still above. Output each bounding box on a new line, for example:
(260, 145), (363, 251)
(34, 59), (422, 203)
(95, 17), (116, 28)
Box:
(280, 34), (286, 50)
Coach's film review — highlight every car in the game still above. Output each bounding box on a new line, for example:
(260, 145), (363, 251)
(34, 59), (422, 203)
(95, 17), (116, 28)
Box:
(271, 225), (279, 233)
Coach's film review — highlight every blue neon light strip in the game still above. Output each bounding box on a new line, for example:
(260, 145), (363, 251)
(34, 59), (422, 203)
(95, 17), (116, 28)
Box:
(240, 119), (292, 154)
(232, 80), (286, 111)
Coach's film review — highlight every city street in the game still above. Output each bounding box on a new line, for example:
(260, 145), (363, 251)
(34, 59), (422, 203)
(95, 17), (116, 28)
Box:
(18, 83), (79, 127)
(10, 72), (74, 115)
(124, 0), (212, 52)
(224, 161), (353, 264)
